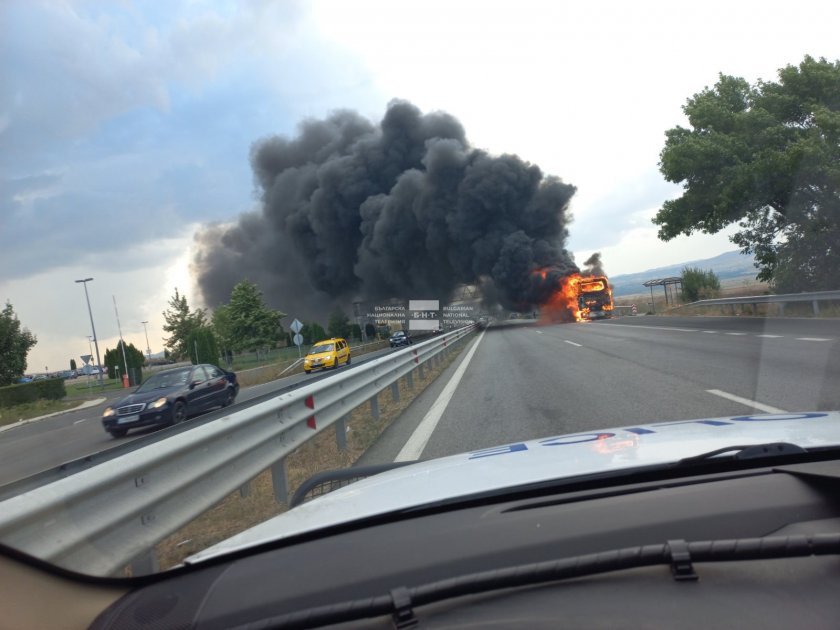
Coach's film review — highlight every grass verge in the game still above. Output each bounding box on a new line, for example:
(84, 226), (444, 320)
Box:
(0, 399), (83, 426)
(153, 340), (470, 571)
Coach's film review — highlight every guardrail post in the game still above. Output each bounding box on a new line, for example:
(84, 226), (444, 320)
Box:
(418, 363), (425, 380)
(406, 370), (414, 389)
(130, 549), (159, 576)
(335, 415), (348, 451)
(239, 482), (251, 498)
(271, 459), (289, 504)
(370, 394), (380, 419)
(390, 381), (400, 403)
(778, 302), (786, 316)
(813, 300), (820, 316)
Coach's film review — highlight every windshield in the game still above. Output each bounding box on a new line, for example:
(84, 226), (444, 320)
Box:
(1, 1), (838, 581)
(135, 369), (192, 393)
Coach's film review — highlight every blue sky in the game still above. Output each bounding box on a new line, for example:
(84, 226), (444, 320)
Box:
(2, 0), (839, 371)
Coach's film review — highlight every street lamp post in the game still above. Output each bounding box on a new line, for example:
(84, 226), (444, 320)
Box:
(75, 278), (104, 387)
(141, 320), (152, 362)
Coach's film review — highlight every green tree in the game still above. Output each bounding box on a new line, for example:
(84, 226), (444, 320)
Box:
(327, 306), (352, 339)
(187, 327), (219, 365)
(681, 267), (722, 302)
(212, 304), (233, 353)
(654, 56), (840, 292)
(300, 322), (327, 345)
(103, 341), (145, 379)
(162, 288), (207, 360)
(0, 301), (37, 386)
(70, 358), (77, 371)
(227, 280), (286, 352)
(349, 324), (362, 341)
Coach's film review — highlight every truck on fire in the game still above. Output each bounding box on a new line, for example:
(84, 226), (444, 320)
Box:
(576, 276), (613, 320)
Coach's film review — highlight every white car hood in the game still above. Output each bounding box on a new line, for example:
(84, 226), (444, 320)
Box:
(187, 411), (840, 564)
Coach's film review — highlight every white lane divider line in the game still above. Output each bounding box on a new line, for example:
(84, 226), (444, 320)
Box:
(724, 332), (748, 336)
(73, 418), (88, 425)
(797, 337), (832, 342)
(701, 330), (718, 334)
(598, 323), (699, 333)
(563, 340), (582, 347)
(394, 330), (487, 462)
(706, 389), (787, 414)
(755, 334), (783, 338)
(535, 330), (543, 334)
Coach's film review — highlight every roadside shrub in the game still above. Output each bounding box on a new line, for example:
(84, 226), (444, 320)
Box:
(0, 378), (66, 408)
(681, 267), (721, 302)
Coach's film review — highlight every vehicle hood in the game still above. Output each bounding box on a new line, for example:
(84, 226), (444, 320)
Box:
(109, 387), (180, 407)
(186, 411), (840, 564)
(305, 351), (334, 359)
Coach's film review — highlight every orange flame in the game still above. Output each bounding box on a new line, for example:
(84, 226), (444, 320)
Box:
(533, 270), (612, 323)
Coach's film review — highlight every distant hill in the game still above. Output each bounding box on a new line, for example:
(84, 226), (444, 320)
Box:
(609, 250), (757, 297)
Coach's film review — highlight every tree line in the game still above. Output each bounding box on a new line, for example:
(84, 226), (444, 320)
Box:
(161, 280), (364, 365)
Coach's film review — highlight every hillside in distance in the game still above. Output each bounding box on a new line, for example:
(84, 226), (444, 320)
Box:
(608, 250), (757, 297)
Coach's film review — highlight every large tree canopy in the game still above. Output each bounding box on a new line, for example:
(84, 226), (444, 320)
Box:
(654, 56), (840, 292)
(0, 301), (37, 386)
(162, 289), (207, 360)
(226, 280), (285, 352)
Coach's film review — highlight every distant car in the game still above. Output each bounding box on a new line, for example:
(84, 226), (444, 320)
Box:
(389, 330), (412, 347)
(303, 338), (350, 374)
(16, 376), (33, 384)
(101, 364), (239, 438)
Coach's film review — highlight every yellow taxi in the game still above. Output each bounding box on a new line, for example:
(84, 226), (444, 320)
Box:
(303, 338), (351, 373)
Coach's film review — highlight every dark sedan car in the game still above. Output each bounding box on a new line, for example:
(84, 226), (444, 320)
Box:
(389, 330), (412, 347)
(101, 364), (239, 438)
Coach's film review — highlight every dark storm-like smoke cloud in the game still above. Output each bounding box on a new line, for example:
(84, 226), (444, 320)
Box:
(582, 252), (606, 277)
(193, 101), (578, 314)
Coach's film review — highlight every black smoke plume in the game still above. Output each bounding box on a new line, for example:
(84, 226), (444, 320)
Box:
(582, 252), (606, 277)
(193, 101), (578, 314)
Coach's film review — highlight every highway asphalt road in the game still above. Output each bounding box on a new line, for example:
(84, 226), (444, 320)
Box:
(0, 345), (397, 488)
(3, 315), (839, 489)
(359, 315), (840, 464)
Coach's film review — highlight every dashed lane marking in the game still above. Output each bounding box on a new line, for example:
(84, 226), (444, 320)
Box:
(706, 389), (787, 414)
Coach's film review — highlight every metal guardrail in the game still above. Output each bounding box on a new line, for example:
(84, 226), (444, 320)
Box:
(0, 325), (477, 576)
(684, 289), (840, 315)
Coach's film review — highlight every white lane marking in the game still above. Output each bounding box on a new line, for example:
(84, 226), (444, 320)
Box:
(756, 334), (782, 338)
(535, 330), (543, 334)
(724, 332), (747, 336)
(563, 340), (582, 347)
(701, 330), (718, 334)
(394, 330), (487, 462)
(797, 337), (831, 342)
(706, 389), (787, 414)
(598, 323), (699, 333)
(73, 418), (88, 425)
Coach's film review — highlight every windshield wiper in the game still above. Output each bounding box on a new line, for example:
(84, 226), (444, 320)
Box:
(677, 442), (808, 465)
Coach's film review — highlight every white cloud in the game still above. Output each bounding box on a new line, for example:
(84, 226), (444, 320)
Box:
(1, 226), (201, 373)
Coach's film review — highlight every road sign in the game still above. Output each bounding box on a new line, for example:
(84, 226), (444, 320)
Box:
(293, 333), (303, 346)
(290, 318), (303, 334)
(80, 355), (92, 365)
